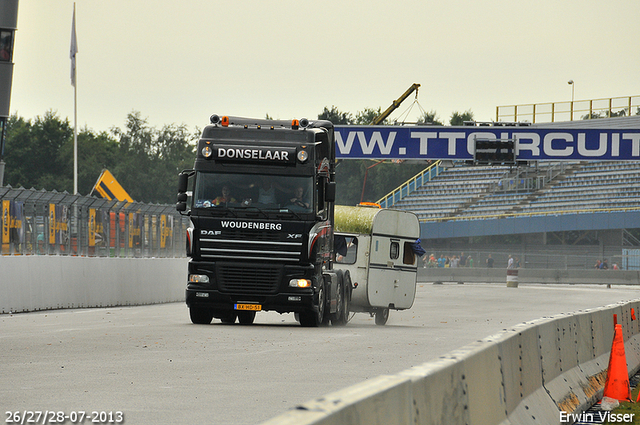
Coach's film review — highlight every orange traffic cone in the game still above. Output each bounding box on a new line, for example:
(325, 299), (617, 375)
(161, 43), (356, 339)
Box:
(603, 324), (632, 402)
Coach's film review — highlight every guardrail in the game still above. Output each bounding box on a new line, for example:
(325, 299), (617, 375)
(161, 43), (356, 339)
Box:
(1, 186), (188, 257)
(377, 160), (442, 208)
(261, 299), (640, 425)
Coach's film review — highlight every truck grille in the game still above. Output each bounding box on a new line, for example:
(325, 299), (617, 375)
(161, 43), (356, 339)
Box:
(217, 263), (281, 294)
(199, 237), (303, 263)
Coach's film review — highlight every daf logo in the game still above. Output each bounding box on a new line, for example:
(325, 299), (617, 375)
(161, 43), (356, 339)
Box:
(201, 230), (221, 236)
(287, 234), (302, 239)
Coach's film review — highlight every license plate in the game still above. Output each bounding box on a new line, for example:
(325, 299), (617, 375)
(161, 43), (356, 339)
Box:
(235, 303), (262, 311)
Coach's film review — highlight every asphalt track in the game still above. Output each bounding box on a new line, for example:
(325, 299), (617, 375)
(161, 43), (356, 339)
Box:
(2, 282), (640, 425)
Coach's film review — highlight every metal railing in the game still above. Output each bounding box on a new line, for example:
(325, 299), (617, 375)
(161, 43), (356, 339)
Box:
(377, 160), (442, 208)
(419, 205), (640, 223)
(1, 186), (188, 257)
(496, 95), (640, 123)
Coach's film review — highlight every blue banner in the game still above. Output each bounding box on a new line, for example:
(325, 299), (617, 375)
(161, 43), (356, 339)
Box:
(334, 126), (640, 161)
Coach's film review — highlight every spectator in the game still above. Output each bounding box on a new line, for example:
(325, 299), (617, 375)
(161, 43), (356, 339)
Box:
(594, 260), (601, 269)
(459, 252), (467, 267)
(601, 259), (609, 270)
(486, 254), (494, 268)
(507, 255), (514, 269)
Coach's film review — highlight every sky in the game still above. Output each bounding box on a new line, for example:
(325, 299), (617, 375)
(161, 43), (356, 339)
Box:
(8, 0), (640, 134)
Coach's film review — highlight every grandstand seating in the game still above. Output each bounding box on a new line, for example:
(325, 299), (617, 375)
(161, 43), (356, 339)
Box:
(391, 160), (640, 221)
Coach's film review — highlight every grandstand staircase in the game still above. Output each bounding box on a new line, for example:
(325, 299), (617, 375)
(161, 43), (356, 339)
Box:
(508, 162), (584, 213)
(446, 162), (585, 218)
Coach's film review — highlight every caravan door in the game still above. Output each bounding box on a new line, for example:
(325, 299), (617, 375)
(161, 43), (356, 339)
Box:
(367, 235), (417, 310)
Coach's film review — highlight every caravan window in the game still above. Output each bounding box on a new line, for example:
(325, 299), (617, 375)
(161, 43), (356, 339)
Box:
(403, 242), (416, 265)
(390, 241), (400, 260)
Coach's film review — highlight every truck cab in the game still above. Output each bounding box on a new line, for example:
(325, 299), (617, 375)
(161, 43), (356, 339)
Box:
(177, 115), (339, 326)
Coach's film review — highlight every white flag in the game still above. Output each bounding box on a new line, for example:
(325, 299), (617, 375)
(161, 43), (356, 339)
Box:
(70, 4), (78, 87)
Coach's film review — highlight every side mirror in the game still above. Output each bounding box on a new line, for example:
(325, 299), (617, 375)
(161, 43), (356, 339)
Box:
(176, 170), (193, 213)
(326, 182), (336, 203)
(177, 172), (190, 193)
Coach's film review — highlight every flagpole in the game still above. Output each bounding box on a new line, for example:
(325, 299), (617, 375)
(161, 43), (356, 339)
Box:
(71, 3), (78, 195)
(73, 64), (77, 195)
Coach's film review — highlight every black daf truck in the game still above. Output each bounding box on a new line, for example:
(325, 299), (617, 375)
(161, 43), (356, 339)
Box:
(176, 115), (350, 327)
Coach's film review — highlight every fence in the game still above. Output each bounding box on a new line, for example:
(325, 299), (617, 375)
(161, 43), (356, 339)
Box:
(496, 95), (640, 123)
(418, 247), (640, 271)
(1, 186), (188, 258)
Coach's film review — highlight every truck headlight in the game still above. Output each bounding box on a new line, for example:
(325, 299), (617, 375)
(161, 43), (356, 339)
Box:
(202, 146), (213, 158)
(289, 278), (311, 288)
(189, 274), (210, 283)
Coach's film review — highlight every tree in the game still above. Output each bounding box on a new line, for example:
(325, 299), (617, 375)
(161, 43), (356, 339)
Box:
(354, 107), (390, 125)
(110, 111), (196, 203)
(416, 111), (444, 126)
(3, 111), (74, 191)
(318, 106), (353, 125)
(449, 110), (474, 126)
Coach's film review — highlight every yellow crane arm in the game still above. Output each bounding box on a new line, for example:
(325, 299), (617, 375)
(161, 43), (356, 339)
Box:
(371, 83), (421, 125)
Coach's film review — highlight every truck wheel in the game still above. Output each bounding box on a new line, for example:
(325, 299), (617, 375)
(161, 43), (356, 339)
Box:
(300, 283), (325, 327)
(190, 307), (213, 324)
(374, 308), (389, 326)
(237, 311), (256, 325)
(332, 271), (350, 326)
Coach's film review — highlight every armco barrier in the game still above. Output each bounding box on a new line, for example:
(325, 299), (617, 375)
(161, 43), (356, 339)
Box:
(260, 300), (640, 425)
(422, 267), (640, 286)
(0, 256), (188, 313)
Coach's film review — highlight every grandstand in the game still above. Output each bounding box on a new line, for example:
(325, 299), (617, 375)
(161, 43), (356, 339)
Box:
(379, 116), (640, 270)
(390, 160), (640, 221)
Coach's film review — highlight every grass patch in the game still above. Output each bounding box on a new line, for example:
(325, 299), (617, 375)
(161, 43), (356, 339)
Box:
(603, 386), (640, 424)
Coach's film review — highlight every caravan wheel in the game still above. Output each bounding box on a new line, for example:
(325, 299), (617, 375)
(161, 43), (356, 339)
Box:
(374, 308), (389, 326)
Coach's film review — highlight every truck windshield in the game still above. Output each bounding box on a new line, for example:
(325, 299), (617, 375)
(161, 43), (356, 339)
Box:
(194, 172), (314, 213)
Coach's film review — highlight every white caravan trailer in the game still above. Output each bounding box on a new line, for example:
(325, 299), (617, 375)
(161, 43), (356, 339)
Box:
(334, 205), (422, 325)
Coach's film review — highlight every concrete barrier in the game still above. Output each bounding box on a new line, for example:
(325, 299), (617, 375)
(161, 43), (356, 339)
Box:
(421, 267), (640, 286)
(0, 256), (188, 314)
(260, 299), (640, 425)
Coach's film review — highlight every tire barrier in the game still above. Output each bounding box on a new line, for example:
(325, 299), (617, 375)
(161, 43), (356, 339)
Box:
(260, 300), (640, 425)
(0, 256), (188, 313)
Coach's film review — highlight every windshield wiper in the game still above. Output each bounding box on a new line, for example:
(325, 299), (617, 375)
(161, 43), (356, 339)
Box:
(233, 206), (269, 219)
(277, 208), (303, 220)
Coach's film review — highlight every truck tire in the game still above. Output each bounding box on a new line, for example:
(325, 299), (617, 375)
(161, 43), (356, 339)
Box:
(190, 307), (213, 325)
(300, 282), (325, 327)
(237, 311), (256, 325)
(332, 270), (350, 326)
(374, 308), (389, 326)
